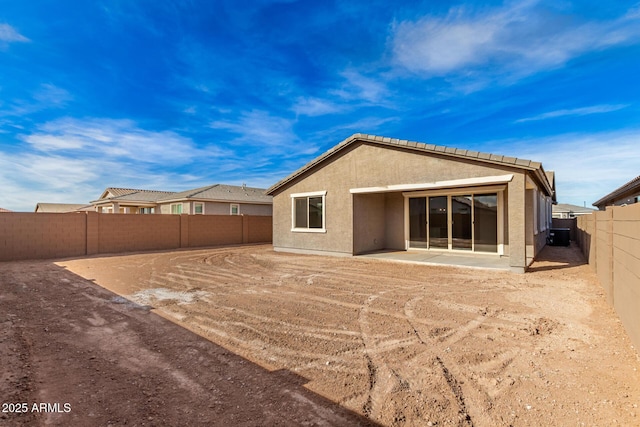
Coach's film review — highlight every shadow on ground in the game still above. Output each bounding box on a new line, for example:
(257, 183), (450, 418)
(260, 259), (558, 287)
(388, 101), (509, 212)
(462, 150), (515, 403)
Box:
(0, 261), (378, 427)
(527, 242), (588, 273)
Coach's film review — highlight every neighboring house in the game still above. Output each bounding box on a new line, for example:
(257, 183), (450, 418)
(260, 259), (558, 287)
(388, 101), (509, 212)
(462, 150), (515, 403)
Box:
(0, 207), (11, 213)
(91, 184), (272, 215)
(552, 203), (595, 219)
(593, 175), (640, 210)
(266, 133), (556, 273)
(92, 188), (176, 214)
(35, 203), (93, 213)
(156, 184), (272, 216)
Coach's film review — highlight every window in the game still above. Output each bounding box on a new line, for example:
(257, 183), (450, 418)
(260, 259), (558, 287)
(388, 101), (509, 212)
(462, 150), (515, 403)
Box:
(194, 203), (204, 215)
(171, 203), (183, 214)
(291, 191), (326, 232)
(230, 204), (239, 215)
(140, 207), (154, 214)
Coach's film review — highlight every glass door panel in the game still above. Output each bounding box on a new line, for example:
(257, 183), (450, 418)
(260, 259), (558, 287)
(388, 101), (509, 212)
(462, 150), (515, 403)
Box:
(473, 193), (498, 252)
(428, 196), (448, 249)
(452, 195), (472, 250)
(409, 197), (427, 248)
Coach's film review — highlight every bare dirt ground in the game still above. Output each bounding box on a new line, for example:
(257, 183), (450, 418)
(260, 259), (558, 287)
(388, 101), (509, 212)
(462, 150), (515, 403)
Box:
(2, 243), (639, 426)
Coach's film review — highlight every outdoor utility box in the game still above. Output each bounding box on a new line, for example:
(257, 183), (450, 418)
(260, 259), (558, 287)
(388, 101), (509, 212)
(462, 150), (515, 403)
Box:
(548, 228), (570, 246)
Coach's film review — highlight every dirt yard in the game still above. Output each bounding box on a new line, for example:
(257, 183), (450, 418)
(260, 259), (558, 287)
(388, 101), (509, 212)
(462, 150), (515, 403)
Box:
(1, 244), (639, 426)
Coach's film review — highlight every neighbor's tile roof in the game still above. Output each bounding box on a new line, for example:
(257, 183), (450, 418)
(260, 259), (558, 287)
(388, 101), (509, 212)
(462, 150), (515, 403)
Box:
(266, 133), (553, 196)
(35, 203), (90, 213)
(552, 203), (596, 214)
(93, 188), (176, 204)
(158, 184), (272, 204)
(0, 207), (11, 213)
(593, 175), (640, 207)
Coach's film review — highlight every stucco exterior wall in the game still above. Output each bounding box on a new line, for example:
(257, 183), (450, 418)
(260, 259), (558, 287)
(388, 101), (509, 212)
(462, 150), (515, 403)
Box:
(271, 141), (533, 270)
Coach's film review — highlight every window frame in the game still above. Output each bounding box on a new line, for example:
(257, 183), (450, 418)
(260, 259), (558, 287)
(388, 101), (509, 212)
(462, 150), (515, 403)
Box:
(291, 190), (327, 233)
(230, 203), (239, 215)
(194, 202), (204, 215)
(170, 203), (183, 214)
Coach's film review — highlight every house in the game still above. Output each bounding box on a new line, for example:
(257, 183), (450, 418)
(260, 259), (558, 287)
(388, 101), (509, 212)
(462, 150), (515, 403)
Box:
(266, 133), (556, 273)
(552, 203), (596, 219)
(35, 203), (93, 213)
(91, 184), (272, 215)
(0, 207), (11, 213)
(593, 175), (640, 210)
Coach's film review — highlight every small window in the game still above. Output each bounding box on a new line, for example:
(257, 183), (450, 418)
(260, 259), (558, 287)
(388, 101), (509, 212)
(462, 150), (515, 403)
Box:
(230, 204), (239, 215)
(171, 203), (183, 214)
(291, 191), (326, 232)
(140, 207), (155, 214)
(194, 203), (204, 214)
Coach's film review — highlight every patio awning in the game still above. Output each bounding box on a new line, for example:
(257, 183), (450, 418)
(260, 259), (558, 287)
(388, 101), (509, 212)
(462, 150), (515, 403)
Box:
(349, 174), (514, 194)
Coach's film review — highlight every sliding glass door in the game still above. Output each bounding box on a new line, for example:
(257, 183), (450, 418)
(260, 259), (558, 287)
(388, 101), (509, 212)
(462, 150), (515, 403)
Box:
(409, 197), (427, 248)
(408, 192), (498, 253)
(452, 195), (472, 250)
(428, 196), (448, 249)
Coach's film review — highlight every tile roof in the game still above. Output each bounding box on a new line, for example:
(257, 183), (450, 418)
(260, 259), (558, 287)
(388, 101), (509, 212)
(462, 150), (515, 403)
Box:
(159, 184), (272, 204)
(0, 207), (11, 213)
(93, 189), (176, 203)
(35, 203), (90, 213)
(552, 203), (596, 214)
(593, 175), (640, 207)
(266, 133), (553, 196)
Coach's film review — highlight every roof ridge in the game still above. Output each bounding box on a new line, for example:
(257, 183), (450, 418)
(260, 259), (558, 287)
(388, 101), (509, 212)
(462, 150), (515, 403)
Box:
(267, 133), (549, 195)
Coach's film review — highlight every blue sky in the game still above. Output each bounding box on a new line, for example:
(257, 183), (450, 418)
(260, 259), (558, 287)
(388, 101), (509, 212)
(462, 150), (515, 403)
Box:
(1, 0), (639, 211)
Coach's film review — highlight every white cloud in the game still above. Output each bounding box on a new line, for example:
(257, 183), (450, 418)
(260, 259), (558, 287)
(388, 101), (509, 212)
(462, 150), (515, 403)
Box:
(487, 129), (640, 206)
(22, 117), (201, 165)
(210, 110), (300, 150)
(391, 2), (640, 77)
(331, 69), (390, 105)
(515, 104), (629, 123)
(0, 23), (29, 44)
(292, 97), (341, 117)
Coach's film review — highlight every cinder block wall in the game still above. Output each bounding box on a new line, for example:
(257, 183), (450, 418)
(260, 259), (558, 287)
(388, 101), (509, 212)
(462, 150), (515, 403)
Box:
(0, 213), (87, 261)
(577, 204), (640, 353)
(0, 212), (272, 262)
(187, 215), (243, 247)
(246, 215), (273, 243)
(98, 214), (181, 253)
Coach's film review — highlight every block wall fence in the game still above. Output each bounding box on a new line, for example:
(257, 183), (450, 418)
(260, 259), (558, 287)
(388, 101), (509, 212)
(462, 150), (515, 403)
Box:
(0, 212), (272, 262)
(576, 203), (640, 352)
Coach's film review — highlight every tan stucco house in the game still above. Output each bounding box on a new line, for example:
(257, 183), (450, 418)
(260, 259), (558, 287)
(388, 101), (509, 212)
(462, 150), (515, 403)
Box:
(34, 203), (93, 213)
(91, 184), (272, 215)
(593, 175), (640, 210)
(266, 134), (556, 273)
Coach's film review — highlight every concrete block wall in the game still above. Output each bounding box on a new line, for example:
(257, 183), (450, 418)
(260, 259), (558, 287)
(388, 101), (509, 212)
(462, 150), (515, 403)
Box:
(0, 213), (87, 261)
(246, 215), (273, 244)
(0, 212), (272, 262)
(576, 203), (640, 352)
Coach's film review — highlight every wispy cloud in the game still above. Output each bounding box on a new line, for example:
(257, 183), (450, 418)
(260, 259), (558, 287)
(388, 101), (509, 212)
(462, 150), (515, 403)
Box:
(391, 2), (640, 78)
(482, 129), (640, 206)
(0, 23), (29, 45)
(331, 69), (391, 106)
(515, 104), (629, 123)
(292, 97), (341, 117)
(22, 117), (205, 165)
(210, 110), (304, 152)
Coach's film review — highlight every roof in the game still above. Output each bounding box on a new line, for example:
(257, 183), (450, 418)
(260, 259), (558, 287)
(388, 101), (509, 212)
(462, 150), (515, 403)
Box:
(0, 207), (11, 213)
(552, 203), (596, 214)
(593, 175), (640, 208)
(92, 188), (176, 204)
(35, 203), (90, 213)
(92, 184), (271, 205)
(266, 133), (554, 197)
(159, 184), (272, 204)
